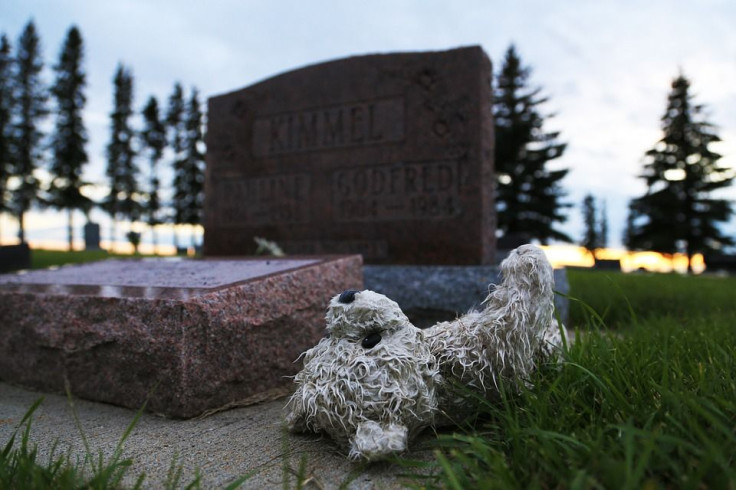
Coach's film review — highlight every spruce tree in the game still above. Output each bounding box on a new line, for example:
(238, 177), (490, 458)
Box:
(48, 26), (89, 250)
(581, 194), (608, 256)
(178, 88), (205, 247)
(598, 200), (608, 249)
(141, 95), (166, 251)
(627, 73), (733, 270)
(104, 63), (139, 248)
(0, 34), (13, 239)
(581, 194), (598, 253)
(623, 203), (637, 251)
(10, 20), (48, 243)
(166, 82), (185, 250)
(494, 44), (570, 243)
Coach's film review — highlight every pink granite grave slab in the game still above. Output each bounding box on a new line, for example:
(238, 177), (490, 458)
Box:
(0, 256), (362, 418)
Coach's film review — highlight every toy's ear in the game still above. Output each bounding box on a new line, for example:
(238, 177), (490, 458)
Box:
(348, 421), (408, 462)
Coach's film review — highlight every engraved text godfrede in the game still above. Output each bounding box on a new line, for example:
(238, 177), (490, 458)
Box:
(332, 161), (461, 222)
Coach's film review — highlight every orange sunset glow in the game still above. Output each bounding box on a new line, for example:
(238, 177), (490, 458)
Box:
(540, 245), (705, 274)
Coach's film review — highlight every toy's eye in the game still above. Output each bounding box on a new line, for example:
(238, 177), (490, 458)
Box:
(362, 331), (382, 349)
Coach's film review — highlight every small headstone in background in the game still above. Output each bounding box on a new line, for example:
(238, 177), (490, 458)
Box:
(703, 252), (736, 274)
(83, 222), (101, 250)
(0, 243), (31, 273)
(593, 259), (622, 271)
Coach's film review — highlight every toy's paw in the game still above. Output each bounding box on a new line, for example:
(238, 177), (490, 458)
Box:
(284, 407), (305, 433)
(348, 421), (408, 462)
(284, 387), (308, 433)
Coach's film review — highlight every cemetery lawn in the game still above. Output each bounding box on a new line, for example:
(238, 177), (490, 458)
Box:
(2, 269), (734, 488)
(30, 248), (158, 270)
(418, 269), (736, 488)
(566, 268), (736, 329)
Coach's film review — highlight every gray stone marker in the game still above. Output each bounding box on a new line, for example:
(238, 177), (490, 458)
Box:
(0, 256), (363, 418)
(83, 222), (100, 250)
(205, 45), (495, 265)
(364, 265), (569, 328)
(0, 243), (30, 273)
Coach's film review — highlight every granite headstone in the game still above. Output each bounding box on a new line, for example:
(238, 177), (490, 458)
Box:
(205, 46), (495, 265)
(0, 243), (31, 273)
(0, 255), (362, 418)
(84, 222), (101, 250)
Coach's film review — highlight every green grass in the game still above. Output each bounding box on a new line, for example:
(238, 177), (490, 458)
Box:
(567, 268), (736, 329)
(30, 249), (165, 270)
(5, 261), (735, 488)
(410, 270), (736, 489)
(0, 396), (257, 489)
(0, 398), (151, 489)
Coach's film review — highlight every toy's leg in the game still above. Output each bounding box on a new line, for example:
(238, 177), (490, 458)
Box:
(348, 421), (408, 462)
(484, 244), (555, 337)
(470, 245), (556, 381)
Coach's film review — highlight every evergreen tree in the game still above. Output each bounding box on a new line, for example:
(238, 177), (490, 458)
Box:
(48, 26), (89, 250)
(166, 82), (185, 249)
(581, 194), (598, 253)
(626, 73), (733, 270)
(140, 95), (166, 251)
(623, 202), (637, 250)
(0, 34), (13, 239)
(494, 44), (571, 244)
(598, 200), (608, 249)
(10, 20), (48, 243)
(581, 194), (609, 256)
(176, 88), (205, 247)
(104, 63), (140, 248)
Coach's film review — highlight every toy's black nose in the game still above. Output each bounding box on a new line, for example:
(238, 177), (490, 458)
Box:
(338, 290), (360, 304)
(362, 331), (382, 349)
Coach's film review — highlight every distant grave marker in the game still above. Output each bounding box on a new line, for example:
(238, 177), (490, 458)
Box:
(84, 222), (100, 250)
(205, 46), (495, 264)
(0, 243), (31, 273)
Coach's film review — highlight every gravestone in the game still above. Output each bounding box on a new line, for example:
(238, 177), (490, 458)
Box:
(364, 264), (569, 328)
(83, 222), (100, 250)
(0, 255), (362, 418)
(205, 46), (495, 265)
(593, 259), (622, 271)
(0, 243), (31, 273)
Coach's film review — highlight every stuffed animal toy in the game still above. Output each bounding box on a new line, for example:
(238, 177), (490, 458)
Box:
(285, 244), (563, 461)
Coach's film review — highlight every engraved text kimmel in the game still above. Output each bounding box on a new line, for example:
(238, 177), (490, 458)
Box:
(253, 97), (404, 157)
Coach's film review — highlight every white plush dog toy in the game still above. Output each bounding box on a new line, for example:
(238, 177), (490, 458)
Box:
(285, 245), (563, 461)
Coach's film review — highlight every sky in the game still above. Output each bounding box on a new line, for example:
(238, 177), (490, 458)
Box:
(1, 0), (736, 250)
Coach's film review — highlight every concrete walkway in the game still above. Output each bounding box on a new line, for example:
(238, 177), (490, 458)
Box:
(0, 382), (436, 489)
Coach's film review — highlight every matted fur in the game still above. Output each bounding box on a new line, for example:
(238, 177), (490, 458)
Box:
(285, 245), (563, 461)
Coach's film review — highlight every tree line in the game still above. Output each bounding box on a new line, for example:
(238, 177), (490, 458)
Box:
(0, 21), (732, 266)
(494, 45), (733, 270)
(0, 20), (204, 252)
